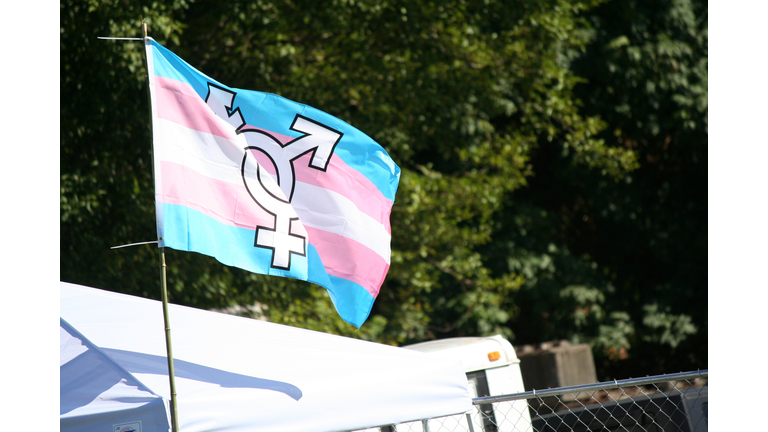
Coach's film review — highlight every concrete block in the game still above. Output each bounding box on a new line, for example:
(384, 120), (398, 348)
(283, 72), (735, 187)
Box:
(514, 340), (597, 391)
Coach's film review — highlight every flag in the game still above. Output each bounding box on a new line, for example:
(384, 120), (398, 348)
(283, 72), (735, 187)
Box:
(144, 38), (400, 328)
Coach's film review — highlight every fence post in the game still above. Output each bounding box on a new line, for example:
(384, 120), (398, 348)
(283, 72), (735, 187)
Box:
(465, 413), (475, 432)
(421, 419), (430, 432)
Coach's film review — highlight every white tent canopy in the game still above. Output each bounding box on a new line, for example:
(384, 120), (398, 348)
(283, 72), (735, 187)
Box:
(60, 282), (472, 432)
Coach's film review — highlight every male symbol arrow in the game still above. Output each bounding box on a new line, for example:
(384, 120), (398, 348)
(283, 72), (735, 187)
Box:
(205, 84), (344, 270)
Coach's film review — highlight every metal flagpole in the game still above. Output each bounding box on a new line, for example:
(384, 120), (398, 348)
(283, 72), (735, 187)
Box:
(141, 22), (180, 432)
(100, 22), (180, 432)
(158, 246), (179, 432)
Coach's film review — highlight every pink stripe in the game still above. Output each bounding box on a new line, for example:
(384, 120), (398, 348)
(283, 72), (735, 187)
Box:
(240, 125), (295, 144)
(155, 76), (298, 143)
(158, 161), (289, 234)
(306, 226), (389, 298)
(155, 76), (392, 233)
(293, 152), (393, 235)
(155, 76), (238, 140)
(158, 161), (386, 296)
(247, 150), (393, 235)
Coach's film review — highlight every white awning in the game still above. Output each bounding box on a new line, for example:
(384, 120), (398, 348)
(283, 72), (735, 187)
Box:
(60, 282), (472, 432)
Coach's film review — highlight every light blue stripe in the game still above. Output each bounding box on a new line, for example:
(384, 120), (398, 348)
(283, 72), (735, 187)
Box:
(150, 40), (400, 202)
(150, 43), (221, 103)
(161, 203), (374, 327)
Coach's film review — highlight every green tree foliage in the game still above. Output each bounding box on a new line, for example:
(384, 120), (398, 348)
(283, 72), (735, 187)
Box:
(61, 0), (705, 378)
(490, 0), (707, 378)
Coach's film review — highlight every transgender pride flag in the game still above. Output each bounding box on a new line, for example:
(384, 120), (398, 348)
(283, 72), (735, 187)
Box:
(145, 38), (400, 328)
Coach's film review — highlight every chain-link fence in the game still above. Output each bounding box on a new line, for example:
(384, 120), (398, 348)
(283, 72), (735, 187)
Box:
(358, 370), (708, 432)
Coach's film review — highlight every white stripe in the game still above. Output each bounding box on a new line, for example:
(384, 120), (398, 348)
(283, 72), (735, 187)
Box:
(153, 118), (391, 261)
(154, 117), (246, 185)
(146, 40), (166, 245)
(294, 182), (391, 262)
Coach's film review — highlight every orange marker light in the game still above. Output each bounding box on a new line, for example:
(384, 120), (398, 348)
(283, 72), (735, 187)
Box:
(488, 351), (501, 361)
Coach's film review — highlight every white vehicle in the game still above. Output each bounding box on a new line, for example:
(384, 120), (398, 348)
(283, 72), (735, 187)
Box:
(387, 335), (534, 432)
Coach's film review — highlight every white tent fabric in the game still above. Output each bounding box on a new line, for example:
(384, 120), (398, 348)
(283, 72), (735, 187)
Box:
(60, 319), (170, 432)
(60, 282), (472, 432)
